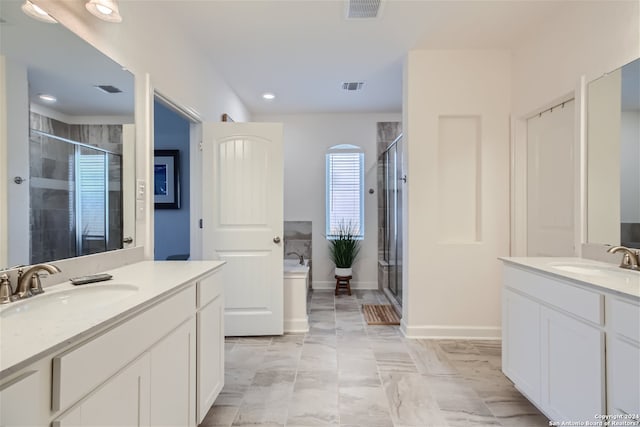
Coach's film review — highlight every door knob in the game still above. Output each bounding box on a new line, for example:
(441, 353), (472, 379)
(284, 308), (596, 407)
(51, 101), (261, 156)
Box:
(273, 236), (281, 244)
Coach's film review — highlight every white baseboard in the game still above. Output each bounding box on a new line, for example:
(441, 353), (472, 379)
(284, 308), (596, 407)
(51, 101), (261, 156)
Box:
(284, 317), (309, 333)
(312, 280), (378, 290)
(400, 323), (501, 340)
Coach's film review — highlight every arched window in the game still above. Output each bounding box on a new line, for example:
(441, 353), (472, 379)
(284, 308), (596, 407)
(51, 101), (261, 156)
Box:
(326, 144), (364, 238)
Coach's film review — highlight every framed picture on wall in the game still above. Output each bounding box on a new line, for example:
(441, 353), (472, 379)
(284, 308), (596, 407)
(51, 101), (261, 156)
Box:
(154, 150), (180, 209)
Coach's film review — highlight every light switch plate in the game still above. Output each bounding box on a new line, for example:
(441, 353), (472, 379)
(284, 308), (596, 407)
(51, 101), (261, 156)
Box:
(136, 179), (146, 200)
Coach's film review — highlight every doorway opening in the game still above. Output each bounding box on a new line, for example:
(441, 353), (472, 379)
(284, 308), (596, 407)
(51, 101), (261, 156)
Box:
(153, 95), (200, 260)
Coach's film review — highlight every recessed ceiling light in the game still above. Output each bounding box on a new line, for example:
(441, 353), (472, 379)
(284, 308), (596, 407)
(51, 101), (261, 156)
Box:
(85, 0), (122, 23)
(21, 1), (57, 24)
(38, 94), (57, 103)
(262, 93), (276, 100)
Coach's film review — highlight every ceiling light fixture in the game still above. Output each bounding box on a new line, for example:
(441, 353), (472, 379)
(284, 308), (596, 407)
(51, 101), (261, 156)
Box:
(262, 93), (276, 100)
(21, 1), (57, 24)
(85, 0), (122, 23)
(38, 94), (57, 103)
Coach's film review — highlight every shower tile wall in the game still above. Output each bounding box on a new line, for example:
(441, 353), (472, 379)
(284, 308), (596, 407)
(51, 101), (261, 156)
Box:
(29, 111), (123, 263)
(284, 221), (312, 286)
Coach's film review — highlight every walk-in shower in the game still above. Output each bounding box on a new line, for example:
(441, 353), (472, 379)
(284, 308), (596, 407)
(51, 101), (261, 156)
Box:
(378, 129), (403, 308)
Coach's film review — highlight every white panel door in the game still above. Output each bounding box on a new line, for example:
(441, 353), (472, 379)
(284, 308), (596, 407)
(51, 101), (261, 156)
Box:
(527, 100), (576, 256)
(202, 123), (283, 336)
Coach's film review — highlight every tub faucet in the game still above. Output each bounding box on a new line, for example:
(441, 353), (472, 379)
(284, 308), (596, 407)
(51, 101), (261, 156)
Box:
(287, 252), (305, 265)
(14, 264), (62, 300)
(607, 246), (640, 271)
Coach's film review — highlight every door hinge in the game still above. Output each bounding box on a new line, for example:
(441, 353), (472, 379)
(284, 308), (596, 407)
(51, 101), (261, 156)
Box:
(199, 219), (203, 229)
(199, 141), (203, 151)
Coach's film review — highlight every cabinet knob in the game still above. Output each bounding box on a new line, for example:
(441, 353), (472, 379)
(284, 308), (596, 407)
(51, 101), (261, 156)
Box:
(273, 236), (281, 244)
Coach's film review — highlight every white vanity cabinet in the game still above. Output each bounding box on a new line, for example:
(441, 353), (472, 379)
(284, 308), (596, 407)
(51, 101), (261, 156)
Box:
(0, 261), (225, 427)
(53, 354), (151, 427)
(502, 265), (606, 421)
(606, 297), (640, 416)
(52, 285), (197, 426)
(196, 272), (225, 423)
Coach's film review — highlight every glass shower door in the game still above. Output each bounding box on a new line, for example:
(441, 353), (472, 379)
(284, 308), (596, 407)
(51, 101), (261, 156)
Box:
(382, 135), (403, 304)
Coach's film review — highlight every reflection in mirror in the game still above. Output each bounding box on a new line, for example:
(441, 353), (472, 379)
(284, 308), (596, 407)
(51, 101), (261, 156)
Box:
(0, 2), (135, 267)
(587, 58), (640, 249)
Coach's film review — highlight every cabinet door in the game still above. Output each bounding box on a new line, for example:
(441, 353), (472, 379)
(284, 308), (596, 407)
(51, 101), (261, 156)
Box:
(608, 337), (640, 415)
(503, 289), (541, 402)
(150, 317), (196, 427)
(0, 371), (42, 426)
(540, 307), (605, 421)
(53, 354), (150, 427)
(197, 293), (225, 423)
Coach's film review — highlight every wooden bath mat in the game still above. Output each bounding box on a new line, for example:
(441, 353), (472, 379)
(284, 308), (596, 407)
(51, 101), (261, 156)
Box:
(362, 304), (400, 325)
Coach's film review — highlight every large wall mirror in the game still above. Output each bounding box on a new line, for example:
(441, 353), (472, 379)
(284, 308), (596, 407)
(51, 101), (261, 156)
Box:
(1, 2), (135, 267)
(587, 58), (640, 249)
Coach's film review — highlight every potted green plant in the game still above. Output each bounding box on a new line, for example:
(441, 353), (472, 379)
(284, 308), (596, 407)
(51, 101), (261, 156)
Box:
(328, 221), (361, 277)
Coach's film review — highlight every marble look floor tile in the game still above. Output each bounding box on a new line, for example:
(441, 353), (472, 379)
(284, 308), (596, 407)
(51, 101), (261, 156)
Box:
(201, 405), (239, 427)
(404, 339), (458, 376)
(374, 351), (419, 373)
(339, 385), (394, 427)
(380, 372), (446, 426)
(298, 342), (338, 371)
(210, 290), (548, 427)
(287, 385), (339, 425)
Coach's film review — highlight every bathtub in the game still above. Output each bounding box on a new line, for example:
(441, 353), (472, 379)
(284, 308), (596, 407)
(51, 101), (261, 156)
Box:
(283, 259), (310, 333)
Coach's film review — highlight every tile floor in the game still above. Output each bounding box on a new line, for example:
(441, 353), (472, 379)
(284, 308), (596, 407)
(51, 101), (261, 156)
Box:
(201, 290), (549, 427)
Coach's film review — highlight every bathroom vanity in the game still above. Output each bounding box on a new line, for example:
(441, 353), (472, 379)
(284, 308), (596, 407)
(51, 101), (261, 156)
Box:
(0, 260), (225, 426)
(501, 257), (639, 423)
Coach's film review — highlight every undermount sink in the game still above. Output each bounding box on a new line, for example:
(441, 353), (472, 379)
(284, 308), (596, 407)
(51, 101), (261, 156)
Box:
(550, 262), (638, 277)
(0, 284), (138, 319)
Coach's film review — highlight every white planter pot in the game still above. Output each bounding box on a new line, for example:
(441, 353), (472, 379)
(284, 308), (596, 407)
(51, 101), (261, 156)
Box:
(335, 267), (352, 277)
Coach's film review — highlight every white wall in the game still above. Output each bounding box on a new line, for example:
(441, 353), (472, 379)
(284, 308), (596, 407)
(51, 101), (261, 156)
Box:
(402, 50), (511, 338)
(512, 1), (640, 117)
(254, 113), (401, 289)
(510, 0), (640, 255)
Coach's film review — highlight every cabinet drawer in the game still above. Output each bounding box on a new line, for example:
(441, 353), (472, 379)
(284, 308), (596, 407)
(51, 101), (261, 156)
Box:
(610, 297), (640, 343)
(52, 285), (196, 412)
(504, 266), (603, 325)
(198, 270), (223, 308)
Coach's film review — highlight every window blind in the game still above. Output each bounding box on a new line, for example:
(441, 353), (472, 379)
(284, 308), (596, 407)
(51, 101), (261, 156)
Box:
(78, 153), (106, 239)
(326, 151), (364, 237)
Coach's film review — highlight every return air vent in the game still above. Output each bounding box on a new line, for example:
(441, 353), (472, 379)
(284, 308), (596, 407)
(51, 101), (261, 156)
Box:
(346, 0), (382, 19)
(94, 85), (122, 94)
(342, 82), (364, 91)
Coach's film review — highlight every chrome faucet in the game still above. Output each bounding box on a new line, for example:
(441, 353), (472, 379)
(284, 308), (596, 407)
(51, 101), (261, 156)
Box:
(14, 264), (61, 300)
(607, 246), (640, 271)
(287, 252), (305, 265)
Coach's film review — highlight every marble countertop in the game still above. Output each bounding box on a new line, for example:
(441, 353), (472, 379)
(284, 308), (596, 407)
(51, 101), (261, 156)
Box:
(0, 260), (224, 380)
(500, 257), (640, 300)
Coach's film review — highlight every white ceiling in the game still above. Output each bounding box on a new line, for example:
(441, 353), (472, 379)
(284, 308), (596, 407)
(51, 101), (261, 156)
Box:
(135, 0), (570, 114)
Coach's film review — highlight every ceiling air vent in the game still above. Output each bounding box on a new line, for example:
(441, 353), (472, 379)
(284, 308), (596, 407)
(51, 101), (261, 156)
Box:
(346, 0), (382, 19)
(94, 85), (122, 94)
(342, 82), (364, 91)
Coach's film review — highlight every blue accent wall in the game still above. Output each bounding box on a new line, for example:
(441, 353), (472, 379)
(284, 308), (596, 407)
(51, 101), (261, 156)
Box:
(154, 100), (190, 260)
